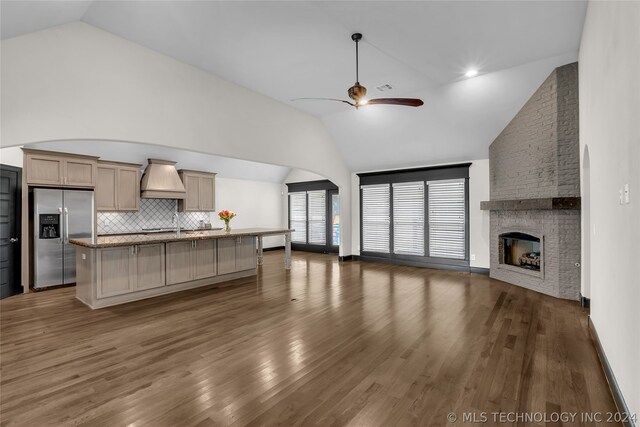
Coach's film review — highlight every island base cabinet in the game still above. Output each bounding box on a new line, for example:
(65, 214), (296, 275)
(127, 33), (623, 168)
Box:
(236, 237), (257, 271)
(194, 239), (217, 280)
(135, 244), (166, 291)
(166, 241), (194, 285)
(97, 247), (135, 298)
(97, 244), (166, 298)
(217, 238), (237, 275)
(217, 237), (256, 274)
(166, 240), (217, 285)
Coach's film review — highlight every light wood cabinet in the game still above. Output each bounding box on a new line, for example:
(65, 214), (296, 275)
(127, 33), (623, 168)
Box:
(217, 238), (237, 275)
(198, 176), (215, 211)
(236, 237), (257, 271)
(96, 161), (141, 211)
(178, 170), (216, 212)
(135, 244), (165, 291)
(65, 159), (97, 187)
(25, 153), (64, 186)
(96, 166), (117, 210)
(97, 246), (136, 298)
(184, 175), (200, 211)
(166, 241), (194, 285)
(194, 239), (217, 280)
(217, 237), (256, 274)
(166, 240), (217, 284)
(23, 149), (98, 187)
(97, 244), (165, 298)
(117, 168), (140, 210)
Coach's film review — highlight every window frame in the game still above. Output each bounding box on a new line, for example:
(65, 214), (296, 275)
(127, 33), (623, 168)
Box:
(358, 163), (471, 271)
(287, 180), (339, 254)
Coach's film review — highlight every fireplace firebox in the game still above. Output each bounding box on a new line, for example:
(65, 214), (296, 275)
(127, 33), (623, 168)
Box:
(499, 232), (542, 273)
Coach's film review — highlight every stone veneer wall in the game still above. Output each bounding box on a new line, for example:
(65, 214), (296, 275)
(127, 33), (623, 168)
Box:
(488, 63), (581, 300)
(490, 63), (580, 201)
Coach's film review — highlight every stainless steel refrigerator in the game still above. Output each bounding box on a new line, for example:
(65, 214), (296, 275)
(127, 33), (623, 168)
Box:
(33, 189), (94, 289)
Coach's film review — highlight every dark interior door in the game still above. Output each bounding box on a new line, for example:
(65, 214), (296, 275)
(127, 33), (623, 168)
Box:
(1, 165), (22, 299)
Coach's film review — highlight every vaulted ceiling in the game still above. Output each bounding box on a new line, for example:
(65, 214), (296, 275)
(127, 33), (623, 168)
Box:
(1, 1), (587, 172)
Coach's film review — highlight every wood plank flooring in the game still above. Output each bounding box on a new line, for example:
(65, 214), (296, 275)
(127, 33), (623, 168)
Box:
(1, 252), (617, 426)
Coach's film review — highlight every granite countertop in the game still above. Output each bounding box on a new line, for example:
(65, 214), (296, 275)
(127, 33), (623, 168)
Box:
(70, 228), (293, 248)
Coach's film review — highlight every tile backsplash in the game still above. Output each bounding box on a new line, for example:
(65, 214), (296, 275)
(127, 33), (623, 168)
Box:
(98, 198), (211, 235)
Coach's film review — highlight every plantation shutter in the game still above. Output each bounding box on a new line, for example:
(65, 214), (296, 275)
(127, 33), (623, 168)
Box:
(392, 182), (425, 256)
(307, 190), (326, 245)
(289, 192), (307, 243)
(361, 184), (390, 253)
(428, 179), (466, 259)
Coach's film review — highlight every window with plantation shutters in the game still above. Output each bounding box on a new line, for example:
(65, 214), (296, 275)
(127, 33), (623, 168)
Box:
(359, 164), (470, 267)
(289, 192), (307, 243)
(428, 179), (466, 259)
(287, 180), (339, 253)
(307, 190), (326, 245)
(392, 182), (425, 256)
(361, 184), (390, 253)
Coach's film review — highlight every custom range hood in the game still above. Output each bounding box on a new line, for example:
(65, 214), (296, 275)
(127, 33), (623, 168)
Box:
(140, 159), (186, 199)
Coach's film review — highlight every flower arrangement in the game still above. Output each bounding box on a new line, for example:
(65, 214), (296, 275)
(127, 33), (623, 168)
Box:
(218, 210), (236, 233)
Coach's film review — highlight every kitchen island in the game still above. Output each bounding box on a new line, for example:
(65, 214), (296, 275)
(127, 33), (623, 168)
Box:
(70, 228), (292, 309)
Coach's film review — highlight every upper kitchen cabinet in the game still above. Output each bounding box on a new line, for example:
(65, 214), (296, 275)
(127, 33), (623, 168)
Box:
(23, 149), (98, 188)
(178, 170), (216, 212)
(96, 161), (142, 211)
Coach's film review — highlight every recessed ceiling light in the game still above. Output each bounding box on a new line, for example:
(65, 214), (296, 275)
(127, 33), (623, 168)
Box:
(465, 69), (479, 78)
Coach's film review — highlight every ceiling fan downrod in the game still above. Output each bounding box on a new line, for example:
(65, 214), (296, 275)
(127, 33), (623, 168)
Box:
(348, 33), (367, 103)
(352, 32), (362, 83)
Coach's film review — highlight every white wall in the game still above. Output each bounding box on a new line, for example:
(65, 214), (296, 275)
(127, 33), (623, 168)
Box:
(283, 169), (326, 184)
(1, 22), (352, 255)
(468, 160), (490, 269)
(0, 146), (24, 167)
(579, 0), (640, 416)
(349, 159), (490, 269)
(214, 177), (284, 248)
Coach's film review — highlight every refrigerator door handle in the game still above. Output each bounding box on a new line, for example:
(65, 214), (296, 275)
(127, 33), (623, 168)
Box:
(58, 207), (64, 244)
(64, 207), (69, 243)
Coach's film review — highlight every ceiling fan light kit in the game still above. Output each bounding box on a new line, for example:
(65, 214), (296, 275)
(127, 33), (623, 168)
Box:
(294, 32), (424, 109)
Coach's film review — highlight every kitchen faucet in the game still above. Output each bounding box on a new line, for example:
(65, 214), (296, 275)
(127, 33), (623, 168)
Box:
(173, 212), (181, 237)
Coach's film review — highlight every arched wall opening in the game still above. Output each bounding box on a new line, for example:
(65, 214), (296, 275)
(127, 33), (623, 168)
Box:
(581, 145), (591, 300)
(1, 22), (353, 259)
(3, 139), (350, 250)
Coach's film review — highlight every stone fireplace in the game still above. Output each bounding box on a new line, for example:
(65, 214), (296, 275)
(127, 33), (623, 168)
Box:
(481, 62), (581, 300)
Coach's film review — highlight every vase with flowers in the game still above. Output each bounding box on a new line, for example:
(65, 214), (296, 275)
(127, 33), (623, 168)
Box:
(218, 210), (236, 233)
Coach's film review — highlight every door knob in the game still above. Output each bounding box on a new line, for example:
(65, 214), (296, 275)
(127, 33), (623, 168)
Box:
(10, 238), (19, 243)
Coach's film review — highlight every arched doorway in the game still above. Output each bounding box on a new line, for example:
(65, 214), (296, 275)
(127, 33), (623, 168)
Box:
(582, 145), (591, 303)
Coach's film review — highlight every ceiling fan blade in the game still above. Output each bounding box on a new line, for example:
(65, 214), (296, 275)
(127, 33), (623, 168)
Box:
(292, 97), (355, 106)
(366, 98), (424, 107)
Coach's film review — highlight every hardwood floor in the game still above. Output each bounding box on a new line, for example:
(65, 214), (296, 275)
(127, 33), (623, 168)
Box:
(1, 252), (616, 426)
